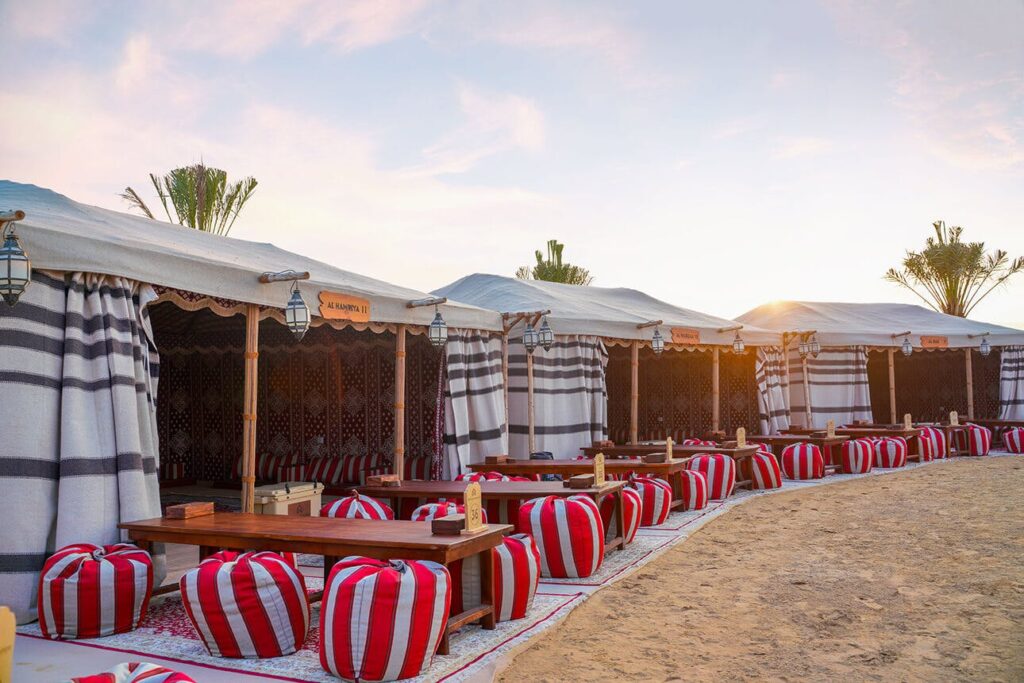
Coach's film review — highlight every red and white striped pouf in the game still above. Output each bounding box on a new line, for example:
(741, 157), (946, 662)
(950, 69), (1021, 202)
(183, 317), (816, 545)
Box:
(180, 551), (309, 658)
(632, 476), (673, 526)
(518, 495), (604, 578)
(957, 424), (993, 456)
(677, 469), (709, 510)
(873, 437), (908, 468)
(1004, 427), (1024, 454)
(748, 442), (773, 455)
(320, 493), (394, 520)
(780, 443), (825, 480)
(207, 549), (300, 574)
(918, 426), (947, 461)
(320, 557), (449, 681)
(750, 451), (783, 489)
(839, 439), (874, 474)
(39, 543), (153, 640)
(682, 438), (716, 446)
(69, 662), (196, 683)
(451, 533), (542, 622)
(599, 486), (642, 544)
(686, 454), (736, 499)
(410, 501), (488, 523)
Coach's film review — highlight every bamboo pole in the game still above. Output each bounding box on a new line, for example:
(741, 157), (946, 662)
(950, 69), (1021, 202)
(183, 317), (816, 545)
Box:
(711, 347), (721, 433)
(801, 355), (812, 427)
(241, 304), (260, 514)
(965, 348), (975, 419)
(394, 325), (406, 480)
(887, 348), (897, 424)
(526, 352), (536, 454)
(629, 341), (640, 444)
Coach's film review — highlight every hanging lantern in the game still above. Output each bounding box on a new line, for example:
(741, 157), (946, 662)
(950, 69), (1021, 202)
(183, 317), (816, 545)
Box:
(979, 336), (991, 357)
(522, 322), (540, 354)
(284, 282), (310, 341)
(538, 317), (554, 351)
(428, 307), (448, 348)
(732, 332), (746, 355)
(810, 334), (821, 358)
(651, 327), (665, 355)
(901, 336), (913, 357)
(0, 224), (31, 306)
(798, 338), (808, 358)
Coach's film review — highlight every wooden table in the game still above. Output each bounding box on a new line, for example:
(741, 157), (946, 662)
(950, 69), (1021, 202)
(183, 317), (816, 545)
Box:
(119, 512), (511, 654)
(579, 444), (760, 459)
(969, 418), (1024, 446)
(784, 427), (923, 462)
(358, 480), (629, 553)
(748, 434), (849, 470)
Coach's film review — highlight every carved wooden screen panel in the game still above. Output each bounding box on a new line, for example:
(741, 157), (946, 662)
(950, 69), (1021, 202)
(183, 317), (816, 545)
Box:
(866, 351), (890, 421)
(719, 350), (759, 435)
(638, 347), (713, 439)
(868, 349), (970, 423)
(605, 345), (632, 444)
(972, 349), (1001, 419)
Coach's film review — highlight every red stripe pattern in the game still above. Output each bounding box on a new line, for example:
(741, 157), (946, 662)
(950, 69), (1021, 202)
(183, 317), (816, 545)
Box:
(748, 442), (773, 455)
(781, 443), (825, 480)
(70, 662), (196, 682)
(872, 437), (908, 468)
(320, 557), (450, 681)
(234, 453), (297, 481)
(686, 454), (736, 499)
(632, 477), (673, 526)
(840, 439), (874, 474)
(677, 469), (709, 510)
(1004, 427), (1024, 454)
(208, 549), (298, 570)
(956, 424), (993, 456)
(321, 494), (394, 520)
(38, 543), (153, 640)
(404, 455), (432, 480)
(305, 456), (346, 484)
(180, 551), (309, 659)
(599, 487), (642, 544)
(450, 533), (542, 622)
(750, 451), (783, 489)
(518, 495), (604, 578)
(918, 426), (947, 461)
(409, 502), (489, 523)
(682, 438), (716, 446)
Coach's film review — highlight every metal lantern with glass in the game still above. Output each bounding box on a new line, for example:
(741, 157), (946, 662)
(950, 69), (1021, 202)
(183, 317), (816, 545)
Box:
(0, 210), (30, 306)
(284, 282), (310, 341)
(809, 334), (821, 358)
(901, 336), (913, 356)
(651, 327), (665, 355)
(429, 306), (448, 348)
(732, 332), (745, 354)
(522, 322), (540, 354)
(538, 317), (554, 351)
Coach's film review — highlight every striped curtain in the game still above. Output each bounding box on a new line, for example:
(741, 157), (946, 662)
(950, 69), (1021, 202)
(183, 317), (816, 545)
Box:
(755, 346), (791, 434)
(788, 346), (872, 429)
(0, 271), (162, 623)
(442, 330), (506, 479)
(508, 335), (608, 459)
(998, 346), (1024, 420)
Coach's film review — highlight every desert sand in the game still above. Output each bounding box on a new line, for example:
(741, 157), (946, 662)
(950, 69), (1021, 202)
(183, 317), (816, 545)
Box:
(500, 457), (1024, 682)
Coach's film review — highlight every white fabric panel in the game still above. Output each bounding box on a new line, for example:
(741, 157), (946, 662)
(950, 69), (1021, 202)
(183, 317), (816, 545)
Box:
(442, 330), (507, 478)
(998, 346), (1024, 420)
(755, 346), (791, 434)
(507, 335), (608, 459)
(787, 346), (873, 429)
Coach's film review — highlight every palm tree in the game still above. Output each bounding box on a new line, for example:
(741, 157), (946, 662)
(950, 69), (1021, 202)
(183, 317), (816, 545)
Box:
(120, 163), (257, 236)
(885, 221), (1024, 317)
(516, 239), (593, 285)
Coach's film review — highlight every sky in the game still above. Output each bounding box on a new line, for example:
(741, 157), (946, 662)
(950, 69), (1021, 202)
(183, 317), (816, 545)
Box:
(2, 0), (1023, 327)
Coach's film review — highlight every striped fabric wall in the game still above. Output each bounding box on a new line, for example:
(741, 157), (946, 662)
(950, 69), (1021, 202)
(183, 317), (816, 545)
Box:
(755, 346), (791, 434)
(443, 330), (506, 478)
(999, 346), (1024, 420)
(788, 346), (872, 429)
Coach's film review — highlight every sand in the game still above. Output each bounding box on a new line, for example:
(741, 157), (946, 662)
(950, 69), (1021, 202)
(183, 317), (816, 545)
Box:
(500, 457), (1024, 682)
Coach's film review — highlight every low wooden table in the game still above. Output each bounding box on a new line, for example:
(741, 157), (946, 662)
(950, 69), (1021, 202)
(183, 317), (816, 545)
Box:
(358, 480), (629, 553)
(748, 434), (849, 470)
(119, 512), (511, 654)
(856, 422), (969, 457)
(969, 418), (1024, 446)
(784, 427), (923, 462)
(579, 444), (759, 459)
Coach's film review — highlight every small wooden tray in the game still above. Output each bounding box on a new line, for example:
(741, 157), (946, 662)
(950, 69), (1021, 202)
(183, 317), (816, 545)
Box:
(431, 514), (466, 536)
(165, 502), (214, 519)
(484, 455), (511, 465)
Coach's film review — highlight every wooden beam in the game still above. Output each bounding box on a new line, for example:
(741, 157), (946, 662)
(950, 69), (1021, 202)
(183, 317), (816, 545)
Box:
(887, 347), (897, 424)
(965, 347), (974, 419)
(629, 340), (639, 444)
(712, 347), (721, 432)
(241, 304), (260, 514)
(526, 352), (536, 455)
(0, 210), (26, 223)
(394, 325), (406, 480)
(258, 270), (310, 283)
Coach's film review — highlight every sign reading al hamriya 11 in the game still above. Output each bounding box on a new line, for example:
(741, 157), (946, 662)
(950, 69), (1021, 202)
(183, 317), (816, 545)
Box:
(319, 292), (371, 322)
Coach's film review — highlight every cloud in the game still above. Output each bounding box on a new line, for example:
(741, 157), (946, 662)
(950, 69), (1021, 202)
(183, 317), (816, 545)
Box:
(772, 136), (834, 159)
(711, 117), (763, 141)
(4, 0), (99, 42)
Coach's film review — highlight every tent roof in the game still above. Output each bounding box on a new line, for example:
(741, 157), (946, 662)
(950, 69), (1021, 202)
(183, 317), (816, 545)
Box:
(737, 300), (1024, 348)
(0, 181), (501, 331)
(433, 273), (778, 345)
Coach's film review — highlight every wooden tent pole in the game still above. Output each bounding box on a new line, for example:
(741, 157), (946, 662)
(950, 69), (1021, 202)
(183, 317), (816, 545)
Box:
(887, 348), (897, 424)
(526, 351), (536, 454)
(629, 341), (640, 444)
(501, 331), (510, 440)
(711, 347), (721, 433)
(965, 348), (974, 419)
(241, 304), (260, 514)
(394, 324), (406, 480)
(801, 355), (812, 427)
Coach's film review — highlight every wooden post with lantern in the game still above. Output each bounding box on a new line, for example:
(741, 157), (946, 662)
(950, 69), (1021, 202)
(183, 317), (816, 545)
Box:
(241, 304), (260, 514)
(711, 347), (721, 433)
(964, 348), (975, 419)
(801, 355), (812, 427)
(887, 347), (897, 424)
(394, 324), (407, 480)
(526, 351), (536, 454)
(629, 340), (640, 444)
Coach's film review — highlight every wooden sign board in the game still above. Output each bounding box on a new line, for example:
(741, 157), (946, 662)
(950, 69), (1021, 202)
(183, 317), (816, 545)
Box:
(665, 436), (674, 461)
(903, 413), (913, 430)
(950, 410), (959, 426)
(319, 292), (371, 322)
(736, 427), (746, 448)
(920, 335), (948, 349)
(826, 420), (836, 438)
(593, 453), (606, 486)
(462, 482), (487, 534)
(670, 327), (701, 345)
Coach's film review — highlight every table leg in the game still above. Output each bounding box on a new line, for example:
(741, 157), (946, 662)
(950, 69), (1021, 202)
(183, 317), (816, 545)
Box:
(671, 470), (684, 508)
(199, 545), (217, 560)
(324, 555), (339, 579)
(614, 489), (627, 550)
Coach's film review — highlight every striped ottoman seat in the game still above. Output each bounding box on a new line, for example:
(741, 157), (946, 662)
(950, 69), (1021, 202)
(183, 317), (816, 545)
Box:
(750, 451), (783, 489)
(677, 469), (709, 510)
(519, 495), (604, 578)
(410, 502), (483, 522)
(39, 543), (153, 640)
(69, 662), (196, 683)
(1004, 427), (1024, 454)
(180, 551), (309, 658)
(956, 424), (993, 456)
(839, 439), (874, 474)
(320, 557), (449, 681)
(456, 472), (533, 528)
(686, 454), (736, 499)
(873, 437), (908, 468)
(919, 426), (948, 461)
(321, 493), (394, 520)
(632, 476), (673, 526)
(781, 443), (825, 480)
(599, 486), (642, 544)
(450, 533), (542, 623)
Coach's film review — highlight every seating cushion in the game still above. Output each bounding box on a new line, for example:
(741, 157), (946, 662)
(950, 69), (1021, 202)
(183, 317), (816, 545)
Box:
(409, 502), (488, 523)
(781, 443), (825, 480)
(69, 662), (196, 683)
(39, 543), (153, 640)
(519, 495), (604, 579)
(632, 476), (673, 526)
(599, 486), (642, 544)
(1005, 427), (1024, 454)
(304, 454), (384, 485)
(450, 533), (542, 622)
(919, 426), (947, 461)
(405, 454), (433, 480)
(750, 452), (783, 489)
(321, 494), (394, 520)
(840, 439), (874, 474)
(957, 424), (993, 456)
(686, 454), (736, 499)
(677, 469), (709, 510)
(872, 437), (908, 468)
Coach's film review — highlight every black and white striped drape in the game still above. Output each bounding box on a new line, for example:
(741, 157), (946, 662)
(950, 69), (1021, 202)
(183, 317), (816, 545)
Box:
(507, 335), (608, 459)
(787, 346), (872, 428)
(0, 271), (162, 622)
(998, 346), (1024, 420)
(755, 346), (791, 434)
(442, 330), (506, 478)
